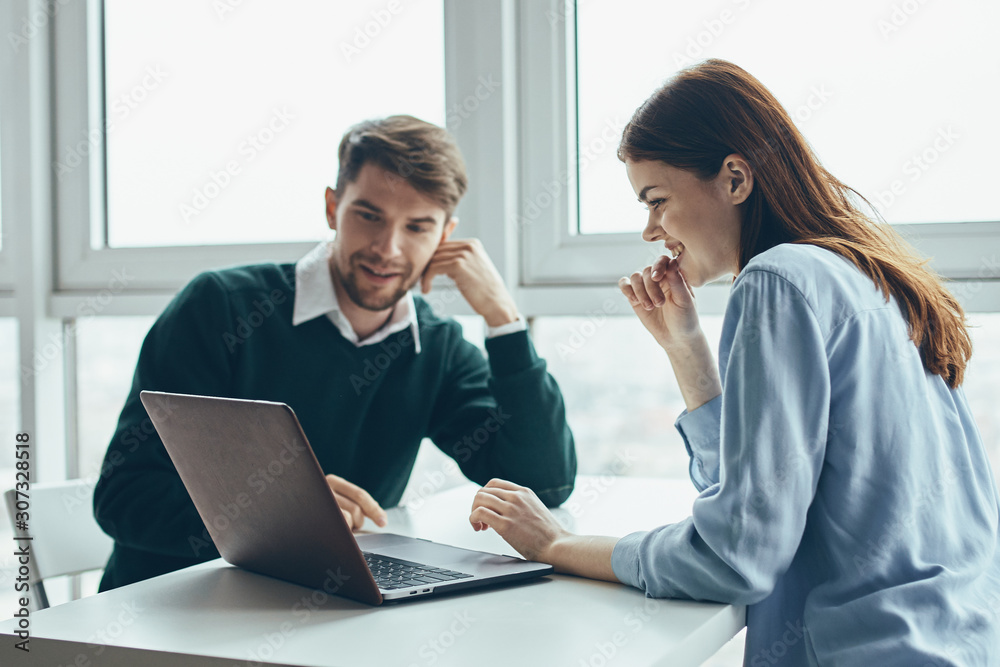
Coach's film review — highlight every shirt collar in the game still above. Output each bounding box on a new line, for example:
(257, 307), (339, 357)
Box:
(292, 242), (421, 354)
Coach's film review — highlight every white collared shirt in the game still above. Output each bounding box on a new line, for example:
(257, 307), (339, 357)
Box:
(291, 242), (526, 351)
(292, 242), (423, 354)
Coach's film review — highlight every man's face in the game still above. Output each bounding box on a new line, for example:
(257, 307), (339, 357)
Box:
(326, 163), (456, 312)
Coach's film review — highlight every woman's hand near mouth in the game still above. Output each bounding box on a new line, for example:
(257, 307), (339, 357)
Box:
(618, 255), (721, 411)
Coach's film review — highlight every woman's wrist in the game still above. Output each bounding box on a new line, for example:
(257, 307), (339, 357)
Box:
(663, 333), (722, 412)
(656, 322), (707, 352)
(543, 534), (621, 582)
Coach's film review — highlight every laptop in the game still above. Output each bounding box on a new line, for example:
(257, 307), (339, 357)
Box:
(138, 390), (553, 605)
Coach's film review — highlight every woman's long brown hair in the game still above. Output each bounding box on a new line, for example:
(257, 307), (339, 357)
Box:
(618, 59), (971, 388)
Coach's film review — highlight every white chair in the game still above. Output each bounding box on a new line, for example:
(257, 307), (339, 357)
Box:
(3, 478), (114, 610)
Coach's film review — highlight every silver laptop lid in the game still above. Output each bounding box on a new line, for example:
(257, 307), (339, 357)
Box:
(139, 390), (383, 605)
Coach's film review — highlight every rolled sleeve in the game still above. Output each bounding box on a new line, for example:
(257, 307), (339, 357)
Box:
(675, 395), (723, 491)
(612, 532), (646, 589)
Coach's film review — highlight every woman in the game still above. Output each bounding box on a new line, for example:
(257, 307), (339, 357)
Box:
(469, 60), (1000, 665)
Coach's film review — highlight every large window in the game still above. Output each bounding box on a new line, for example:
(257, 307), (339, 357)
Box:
(576, 0), (1000, 234)
(102, 0), (445, 248)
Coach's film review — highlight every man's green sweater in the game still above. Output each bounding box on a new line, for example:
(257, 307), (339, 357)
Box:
(93, 262), (576, 591)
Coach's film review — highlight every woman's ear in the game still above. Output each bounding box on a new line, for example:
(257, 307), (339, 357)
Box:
(721, 154), (753, 205)
(325, 187), (339, 230)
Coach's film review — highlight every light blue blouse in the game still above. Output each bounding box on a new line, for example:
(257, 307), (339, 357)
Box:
(611, 243), (1000, 665)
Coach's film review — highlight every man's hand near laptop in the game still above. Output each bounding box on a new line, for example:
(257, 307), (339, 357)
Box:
(326, 474), (388, 530)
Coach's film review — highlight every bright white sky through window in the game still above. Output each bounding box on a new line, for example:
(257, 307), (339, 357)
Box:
(103, 0), (445, 248)
(577, 0), (1000, 234)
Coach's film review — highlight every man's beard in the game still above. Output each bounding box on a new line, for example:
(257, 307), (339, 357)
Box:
(333, 253), (417, 312)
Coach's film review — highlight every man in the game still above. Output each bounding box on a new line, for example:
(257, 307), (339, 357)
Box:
(93, 115), (576, 591)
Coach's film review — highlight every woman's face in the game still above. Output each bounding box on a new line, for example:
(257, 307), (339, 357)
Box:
(625, 157), (750, 287)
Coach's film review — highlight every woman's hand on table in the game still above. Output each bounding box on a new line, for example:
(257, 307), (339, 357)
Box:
(469, 479), (620, 582)
(470, 479), (568, 561)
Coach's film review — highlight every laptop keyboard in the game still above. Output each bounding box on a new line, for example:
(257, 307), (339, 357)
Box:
(363, 552), (474, 590)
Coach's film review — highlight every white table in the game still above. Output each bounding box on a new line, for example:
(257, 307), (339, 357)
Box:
(0, 476), (744, 666)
